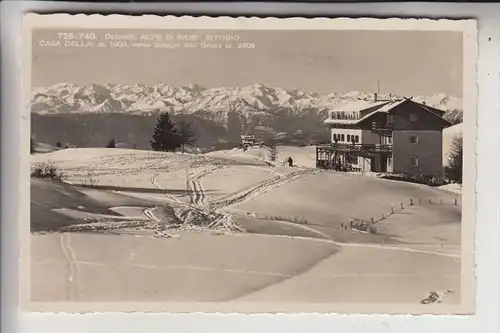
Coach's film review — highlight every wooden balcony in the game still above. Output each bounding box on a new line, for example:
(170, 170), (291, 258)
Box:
(316, 143), (393, 154)
(315, 142), (392, 170)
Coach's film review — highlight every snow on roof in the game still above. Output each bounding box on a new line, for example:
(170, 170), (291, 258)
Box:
(329, 100), (390, 113)
(324, 98), (450, 126)
(324, 118), (360, 125)
(419, 104), (446, 116)
(375, 99), (407, 112)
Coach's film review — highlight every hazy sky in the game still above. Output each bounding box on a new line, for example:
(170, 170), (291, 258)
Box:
(32, 29), (463, 97)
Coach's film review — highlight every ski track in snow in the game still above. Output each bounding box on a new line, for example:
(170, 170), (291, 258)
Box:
(186, 165), (224, 206)
(41, 151), (318, 234)
(141, 163), (315, 228)
(209, 168), (318, 210)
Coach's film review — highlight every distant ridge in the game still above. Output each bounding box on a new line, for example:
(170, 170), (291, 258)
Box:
(31, 83), (463, 122)
(30, 83), (463, 150)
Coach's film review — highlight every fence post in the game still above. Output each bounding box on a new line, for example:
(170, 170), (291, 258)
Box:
(371, 217), (374, 224)
(410, 198), (413, 206)
(454, 198), (458, 205)
(400, 202), (404, 209)
(391, 206), (394, 214)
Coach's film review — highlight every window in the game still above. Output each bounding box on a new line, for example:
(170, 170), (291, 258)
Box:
(409, 113), (419, 122)
(341, 134), (345, 141)
(354, 135), (359, 143)
(347, 134), (351, 142)
(409, 135), (419, 144)
(386, 115), (395, 124)
(387, 157), (392, 166)
(387, 136), (392, 144)
(410, 157), (419, 166)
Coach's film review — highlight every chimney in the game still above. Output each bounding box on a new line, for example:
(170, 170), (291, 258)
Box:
(374, 93), (378, 101)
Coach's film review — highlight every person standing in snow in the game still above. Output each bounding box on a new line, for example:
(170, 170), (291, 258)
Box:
(287, 156), (293, 167)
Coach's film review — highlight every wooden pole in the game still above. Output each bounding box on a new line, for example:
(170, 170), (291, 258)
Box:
(315, 146), (319, 168)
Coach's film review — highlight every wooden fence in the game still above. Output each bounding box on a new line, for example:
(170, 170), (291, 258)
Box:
(345, 196), (461, 234)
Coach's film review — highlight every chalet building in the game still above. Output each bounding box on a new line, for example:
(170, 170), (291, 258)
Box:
(241, 134), (256, 147)
(316, 97), (452, 176)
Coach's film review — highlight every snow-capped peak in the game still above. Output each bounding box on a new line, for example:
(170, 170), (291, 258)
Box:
(30, 82), (462, 117)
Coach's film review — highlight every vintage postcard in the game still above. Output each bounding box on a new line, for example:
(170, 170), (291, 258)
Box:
(22, 14), (477, 314)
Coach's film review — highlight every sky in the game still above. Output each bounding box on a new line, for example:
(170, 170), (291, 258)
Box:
(32, 29), (463, 97)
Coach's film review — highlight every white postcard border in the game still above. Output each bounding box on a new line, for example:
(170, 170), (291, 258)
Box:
(19, 14), (478, 315)
(1, 1), (499, 332)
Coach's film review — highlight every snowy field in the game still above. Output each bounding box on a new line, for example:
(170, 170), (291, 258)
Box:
(207, 145), (317, 168)
(30, 146), (463, 304)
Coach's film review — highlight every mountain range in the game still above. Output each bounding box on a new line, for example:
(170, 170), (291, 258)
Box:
(31, 83), (464, 150)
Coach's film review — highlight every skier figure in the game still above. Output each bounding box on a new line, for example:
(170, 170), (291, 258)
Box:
(287, 156), (293, 167)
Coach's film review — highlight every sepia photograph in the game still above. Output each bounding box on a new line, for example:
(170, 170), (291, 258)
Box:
(23, 15), (477, 314)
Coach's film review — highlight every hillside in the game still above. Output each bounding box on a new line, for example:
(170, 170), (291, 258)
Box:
(31, 83), (462, 149)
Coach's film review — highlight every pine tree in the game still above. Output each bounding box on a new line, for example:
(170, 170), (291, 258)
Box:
(268, 144), (278, 163)
(445, 134), (463, 183)
(150, 112), (180, 152)
(175, 119), (197, 153)
(106, 138), (116, 148)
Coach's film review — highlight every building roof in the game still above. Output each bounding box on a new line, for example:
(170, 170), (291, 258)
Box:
(324, 98), (450, 126)
(375, 99), (407, 113)
(329, 100), (390, 113)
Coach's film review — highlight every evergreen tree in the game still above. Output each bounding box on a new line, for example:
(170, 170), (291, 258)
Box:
(56, 142), (62, 148)
(175, 119), (197, 153)
(267, 143), (278, 163)
(106, 138), (116, 148)
(150, 111), (180, 152)
(445, 134), (463, 183)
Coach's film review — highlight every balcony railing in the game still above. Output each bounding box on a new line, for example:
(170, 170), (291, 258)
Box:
(317, 143), (393, 153)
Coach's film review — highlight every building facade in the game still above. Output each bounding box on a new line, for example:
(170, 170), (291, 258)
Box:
(316, 98), (451, 176)
(241, 135), (256, 147)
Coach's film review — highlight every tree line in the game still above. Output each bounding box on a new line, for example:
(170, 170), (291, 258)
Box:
(30, 111), (198, 153)
(150, 112), (197, 152)
(103, 112), (197, 152)
(444, 134), (463, 183)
